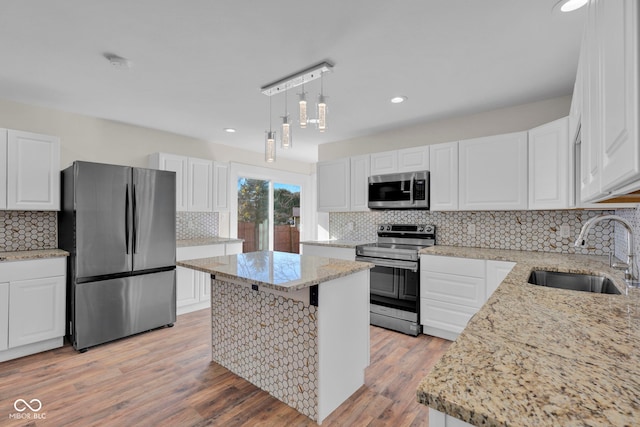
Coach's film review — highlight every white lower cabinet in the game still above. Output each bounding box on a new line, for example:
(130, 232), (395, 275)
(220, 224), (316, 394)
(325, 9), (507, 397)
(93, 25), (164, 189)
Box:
(300, 244), (356, 261)
(420, 255), (514, 341)
(0, 257), (66, 362)
(429, 408), (474, 427)
(176, 242), (242, 315)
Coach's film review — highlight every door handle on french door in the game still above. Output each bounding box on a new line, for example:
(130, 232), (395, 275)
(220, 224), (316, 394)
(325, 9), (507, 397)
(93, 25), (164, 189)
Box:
(125, 184), (130, 254)
(132, 184), (138, 254)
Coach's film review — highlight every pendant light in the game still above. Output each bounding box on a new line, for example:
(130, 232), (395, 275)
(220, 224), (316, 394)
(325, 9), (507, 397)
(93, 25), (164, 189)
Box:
(317, 72), (327, 132)
(265, 96), (276, 163)
(298, 84), (307, 128)
(281, 90), (292, 149)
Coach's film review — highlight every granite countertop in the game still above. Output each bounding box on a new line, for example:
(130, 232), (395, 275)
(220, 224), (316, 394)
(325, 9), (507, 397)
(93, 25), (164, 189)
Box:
(176, 237), (244, 248)
(0, 248), (69, 262)
(299, 240), (374, 249)
(416, 245), (640, 426)
(177, 250), (373, 292)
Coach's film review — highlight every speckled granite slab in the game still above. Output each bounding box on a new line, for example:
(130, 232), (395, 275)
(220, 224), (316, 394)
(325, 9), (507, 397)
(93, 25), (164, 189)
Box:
(177, 251), (373, 292)
(177, 237), (243, 247)
(0, 248), (69, 261)
(416, 246), (640, 427)
(300, 240), (374, 249)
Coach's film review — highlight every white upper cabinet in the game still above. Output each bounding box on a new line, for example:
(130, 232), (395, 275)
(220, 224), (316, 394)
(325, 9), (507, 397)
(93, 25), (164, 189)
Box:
(528, 117), (570, 210)
(459, 132), (528, 211)
(599, 0), (640, 194)
(370, 151), (397, 175)
(149, 152), (213, 212)
(350, 155), (370, 211)
(429, 141), (459, 211)
(317, 158), (350, 212)
(578, 0), (640, 202)
(397, 146), (430, 173)
(187, 157), (213, 212)
(213, 161), (229, 212)
(0, 130), (6, 210)
(149, 152), (188, 211)
(4, 130), (60, 211)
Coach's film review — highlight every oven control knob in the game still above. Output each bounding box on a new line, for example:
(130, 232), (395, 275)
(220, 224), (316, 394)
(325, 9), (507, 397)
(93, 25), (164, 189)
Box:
(418, 226), (424, 232)
(385, 225), (391, 231)
(379, 225), (385, 231)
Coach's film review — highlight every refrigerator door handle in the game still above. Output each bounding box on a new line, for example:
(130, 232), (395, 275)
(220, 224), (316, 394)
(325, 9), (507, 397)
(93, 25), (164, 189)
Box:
(125, 184), (130, 254)
(133, 184), (139, 254)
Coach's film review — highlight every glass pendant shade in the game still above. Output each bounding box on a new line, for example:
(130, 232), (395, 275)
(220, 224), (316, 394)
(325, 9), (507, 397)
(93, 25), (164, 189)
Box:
(265, 131), (276, 162)
(317, 94), (327, 132)
(299, 92), (307, 128)
(281, 116), (291, 149)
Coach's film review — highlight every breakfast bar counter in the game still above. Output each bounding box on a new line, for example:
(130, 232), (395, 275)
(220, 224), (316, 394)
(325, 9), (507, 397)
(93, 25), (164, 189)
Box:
(178, 251), (373, 424)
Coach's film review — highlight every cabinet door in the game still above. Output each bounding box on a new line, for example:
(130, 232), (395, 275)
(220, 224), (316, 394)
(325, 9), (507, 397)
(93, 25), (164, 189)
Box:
(459, 132), (528, 210)
(213, 161), (229, 212)
(397, 146), (430, 173)
(8, 276), (65, 348)
(420, 272), (485, 308)
(350, 155), (370, 211)
(187, 158), (213, 212)
(420, 298), (477, 337)
(7, 130), (60, 210)
(0, 283), (8, 351)
(429, 142), (459, 211)
(225, 242), (243, 255)
(176, 266), (200, 308)
(317, 158), (350, 212)
(599, 0), (640, 193)
(199, 271), (211, 301)
(528, 117), (570, 210)
(0, 129), (6, 209)
(370, 151), (397, 175)
(150, 153), (188, 212)
(485, 260), (516, 300)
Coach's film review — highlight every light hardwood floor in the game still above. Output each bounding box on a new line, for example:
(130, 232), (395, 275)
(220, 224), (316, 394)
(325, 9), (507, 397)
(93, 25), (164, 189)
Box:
(0, 309), (450, 426)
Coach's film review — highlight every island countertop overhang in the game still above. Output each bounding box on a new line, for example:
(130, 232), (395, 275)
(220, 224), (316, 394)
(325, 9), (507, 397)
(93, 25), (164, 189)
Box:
(177, 250), (374, 292)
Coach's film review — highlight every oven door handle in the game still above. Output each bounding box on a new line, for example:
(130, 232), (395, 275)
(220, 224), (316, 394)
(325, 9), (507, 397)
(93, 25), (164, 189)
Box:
(356, 256), (418, 272)
(409, 173), (415, 204)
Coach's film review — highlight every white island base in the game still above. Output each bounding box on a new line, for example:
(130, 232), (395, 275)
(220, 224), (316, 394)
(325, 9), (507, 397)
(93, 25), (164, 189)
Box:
(209, 269), (370, 424)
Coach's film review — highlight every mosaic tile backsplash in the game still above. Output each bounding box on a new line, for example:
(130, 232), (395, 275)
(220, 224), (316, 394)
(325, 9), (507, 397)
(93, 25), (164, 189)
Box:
(176, 211), (219, 240)
(329, 210), (624, 256)
(0, 211), (57, 251)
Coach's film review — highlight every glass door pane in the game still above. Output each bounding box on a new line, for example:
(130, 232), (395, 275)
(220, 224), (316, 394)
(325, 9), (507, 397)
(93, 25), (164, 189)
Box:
(273, 183), (301, 254)
(237, 178), (270, 252)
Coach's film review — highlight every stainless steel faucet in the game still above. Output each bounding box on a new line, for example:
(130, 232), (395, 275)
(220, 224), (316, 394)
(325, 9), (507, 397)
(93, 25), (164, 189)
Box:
(575, 214), (638, 284)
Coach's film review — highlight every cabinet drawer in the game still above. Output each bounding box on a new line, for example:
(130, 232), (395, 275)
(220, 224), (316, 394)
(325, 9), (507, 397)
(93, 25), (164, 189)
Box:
(0, 257), (65, 282)
(420, 298), (477, 334)
(421, 255), (485, 277)
(420, 272), (486, 308)
(177, 244), (225, 261)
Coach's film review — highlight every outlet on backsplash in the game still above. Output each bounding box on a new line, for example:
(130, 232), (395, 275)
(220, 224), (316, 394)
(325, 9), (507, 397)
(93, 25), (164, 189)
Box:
(560, 224), (570, 238)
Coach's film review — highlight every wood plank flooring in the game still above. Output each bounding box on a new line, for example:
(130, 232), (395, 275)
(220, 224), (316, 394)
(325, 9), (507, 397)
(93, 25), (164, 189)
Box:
(0, 309), (451, 427)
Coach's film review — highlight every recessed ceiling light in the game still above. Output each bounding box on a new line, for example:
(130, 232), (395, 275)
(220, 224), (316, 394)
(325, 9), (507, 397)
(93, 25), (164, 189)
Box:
(391, 96), (407, 104)
(553, 0), (587, 12)
(224, 128), (236, 133)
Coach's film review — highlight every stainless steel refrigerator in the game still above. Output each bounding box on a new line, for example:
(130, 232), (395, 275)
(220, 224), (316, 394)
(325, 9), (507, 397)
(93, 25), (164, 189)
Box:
(59, 161), (176, 351)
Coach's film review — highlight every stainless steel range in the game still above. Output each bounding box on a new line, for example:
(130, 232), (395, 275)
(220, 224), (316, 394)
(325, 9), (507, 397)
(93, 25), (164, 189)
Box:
(356, 224), (435, 336)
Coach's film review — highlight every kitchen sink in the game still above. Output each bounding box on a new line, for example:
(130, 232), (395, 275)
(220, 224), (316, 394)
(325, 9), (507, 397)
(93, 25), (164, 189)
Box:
(527, 270), (621, 295)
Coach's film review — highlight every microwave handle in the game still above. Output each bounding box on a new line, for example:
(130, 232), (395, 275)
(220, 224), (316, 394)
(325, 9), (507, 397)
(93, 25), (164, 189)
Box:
(409, 173), (415, 204)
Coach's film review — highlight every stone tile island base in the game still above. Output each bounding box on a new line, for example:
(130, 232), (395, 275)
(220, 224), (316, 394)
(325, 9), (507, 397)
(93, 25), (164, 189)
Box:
(209, 270), (369, 424)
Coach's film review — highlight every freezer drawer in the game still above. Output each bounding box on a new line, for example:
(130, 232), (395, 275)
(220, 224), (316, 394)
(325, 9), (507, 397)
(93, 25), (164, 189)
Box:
(73, 270), (176, 350)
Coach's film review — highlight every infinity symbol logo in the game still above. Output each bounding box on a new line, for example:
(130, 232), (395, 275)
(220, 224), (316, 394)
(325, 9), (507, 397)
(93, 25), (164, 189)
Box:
(14, 399), (42, 412)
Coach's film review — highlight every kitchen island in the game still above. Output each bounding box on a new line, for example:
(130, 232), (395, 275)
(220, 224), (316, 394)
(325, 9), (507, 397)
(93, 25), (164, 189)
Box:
(417, 246), (640, 427)
(177, 251), (373, 424)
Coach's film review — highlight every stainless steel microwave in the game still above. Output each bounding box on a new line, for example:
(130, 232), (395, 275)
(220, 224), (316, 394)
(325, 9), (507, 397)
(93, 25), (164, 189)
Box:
(368, 171), (430, 210)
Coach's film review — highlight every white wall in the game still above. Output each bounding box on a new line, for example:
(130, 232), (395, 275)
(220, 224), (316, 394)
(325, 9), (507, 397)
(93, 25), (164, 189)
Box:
(0, 98), (313, 174)
(318, 95), (571, 161)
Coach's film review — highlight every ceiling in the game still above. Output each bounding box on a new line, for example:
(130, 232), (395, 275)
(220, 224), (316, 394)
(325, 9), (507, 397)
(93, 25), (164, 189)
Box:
(0, 1), (585, 163)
